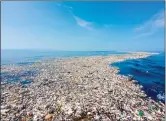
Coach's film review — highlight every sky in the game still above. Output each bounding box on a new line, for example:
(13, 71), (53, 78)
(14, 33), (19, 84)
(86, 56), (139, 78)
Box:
(2, 1), (165, 52)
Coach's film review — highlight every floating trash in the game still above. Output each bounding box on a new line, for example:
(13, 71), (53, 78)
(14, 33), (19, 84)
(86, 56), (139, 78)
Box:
(138, 110), (144, 117)
(127, 75), (134, 81)
(157, 93), (165, 101)
(1, 70), (37, 84)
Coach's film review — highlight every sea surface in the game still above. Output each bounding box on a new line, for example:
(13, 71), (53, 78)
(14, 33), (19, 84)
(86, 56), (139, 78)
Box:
(111, 52), (165, 103)
(1, 50), (165, 102)
(1, 49), (127, 65)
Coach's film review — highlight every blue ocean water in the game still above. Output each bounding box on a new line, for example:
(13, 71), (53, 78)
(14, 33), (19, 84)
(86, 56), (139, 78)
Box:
(1, 49), (127, 65)
(111, 52), (165, 102)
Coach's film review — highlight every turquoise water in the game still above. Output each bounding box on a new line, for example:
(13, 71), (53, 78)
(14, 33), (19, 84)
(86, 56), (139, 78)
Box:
(111, 52), (165, 102)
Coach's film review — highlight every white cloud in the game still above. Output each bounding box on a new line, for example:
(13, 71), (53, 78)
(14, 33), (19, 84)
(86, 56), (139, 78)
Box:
(57, 4), (94, 30)
(56, 3), (72, 11)
(73, 15), (94, 30)
(134, 10), (164, 39)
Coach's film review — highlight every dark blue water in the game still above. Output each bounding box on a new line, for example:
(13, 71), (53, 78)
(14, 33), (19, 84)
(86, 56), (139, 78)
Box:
(1, 49), (127, 65)
(111, 53), (165, 102)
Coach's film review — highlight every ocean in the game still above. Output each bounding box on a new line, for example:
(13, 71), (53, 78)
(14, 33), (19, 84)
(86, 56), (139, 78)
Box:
(1, 49), (127, 65)
(111, 52), (165, 103)
(1, 50), (165, 102)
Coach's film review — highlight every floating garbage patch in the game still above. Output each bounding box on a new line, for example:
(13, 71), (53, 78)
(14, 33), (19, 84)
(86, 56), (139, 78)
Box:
(1, 52), (165, 121)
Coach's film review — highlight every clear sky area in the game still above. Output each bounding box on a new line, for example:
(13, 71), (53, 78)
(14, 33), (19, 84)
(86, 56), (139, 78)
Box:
(2, 1), (165, 52)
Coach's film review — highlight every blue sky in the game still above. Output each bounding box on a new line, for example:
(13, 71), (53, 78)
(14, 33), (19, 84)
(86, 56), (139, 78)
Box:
(2, 2), (165, 51)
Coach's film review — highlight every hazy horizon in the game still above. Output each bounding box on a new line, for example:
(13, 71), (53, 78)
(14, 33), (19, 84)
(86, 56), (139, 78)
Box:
(2, 49), (164, 53)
